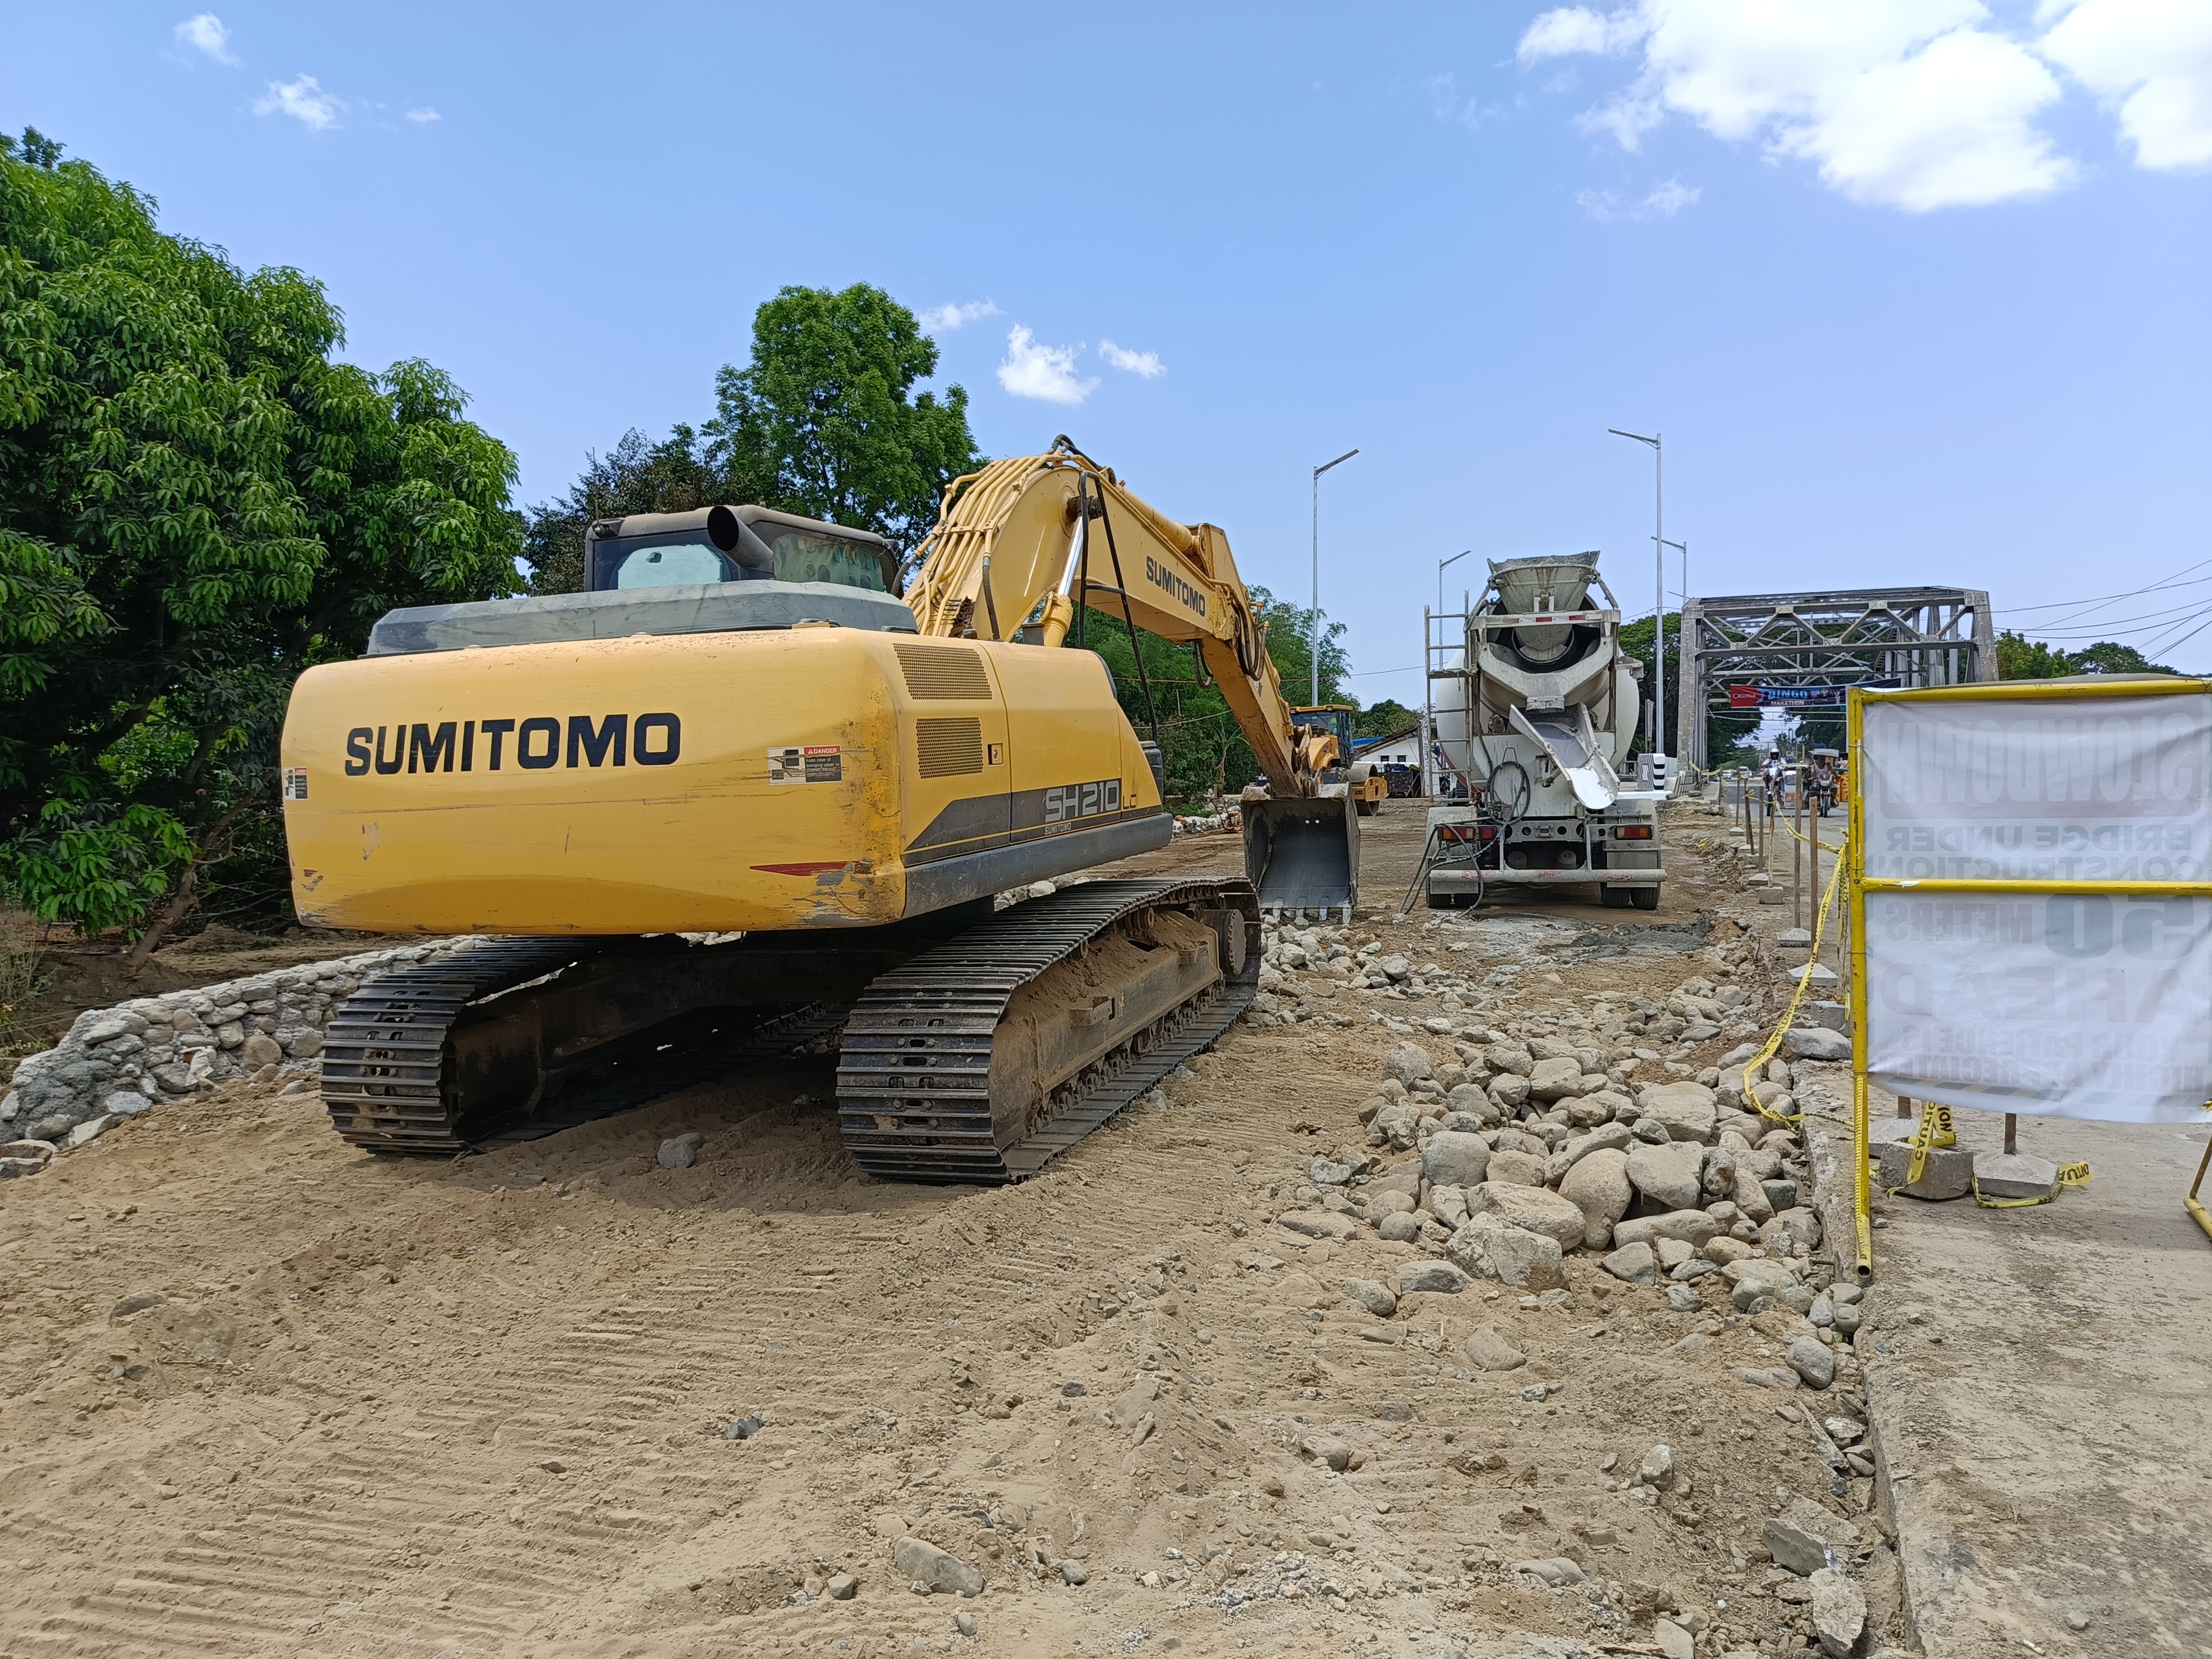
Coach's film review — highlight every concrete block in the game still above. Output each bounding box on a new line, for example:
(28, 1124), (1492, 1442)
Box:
(1876, 1138), (1974, 1201)
(1972, 1151), (2059, 1202)
(1759, 886), (1790, 904)
(1802, 1000), (1853, 1035)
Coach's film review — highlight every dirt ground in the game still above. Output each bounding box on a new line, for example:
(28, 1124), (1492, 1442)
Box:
(0, 802), (1862, 1659)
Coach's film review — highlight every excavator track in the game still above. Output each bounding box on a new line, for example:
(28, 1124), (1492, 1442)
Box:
(320, 940), (848, 1154)
(835, 878), (1260, 1184)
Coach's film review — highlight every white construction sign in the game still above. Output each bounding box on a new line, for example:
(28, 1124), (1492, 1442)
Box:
(1859, 692), (2212, 1123)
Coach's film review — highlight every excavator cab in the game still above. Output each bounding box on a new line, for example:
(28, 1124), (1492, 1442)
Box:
(586, 505), (900, 594)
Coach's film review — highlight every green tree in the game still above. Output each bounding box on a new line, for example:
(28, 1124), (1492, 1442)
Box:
(1615, 612), (1688, 758)
(1354, 698), (1418, 739)
(706, 283), (983, 567)
(0, 129), (521, 956)
(1085, 588), (1348, 804)
(519, 424), (743, 595)
(1995, 630), (2177, 679)
(524, 284), (984, 593)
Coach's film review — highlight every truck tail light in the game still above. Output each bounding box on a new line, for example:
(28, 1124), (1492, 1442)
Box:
(1613, 824), (1653, 839)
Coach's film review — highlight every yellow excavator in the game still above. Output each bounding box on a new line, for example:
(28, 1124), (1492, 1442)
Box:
(279, 439), (1361, 1181)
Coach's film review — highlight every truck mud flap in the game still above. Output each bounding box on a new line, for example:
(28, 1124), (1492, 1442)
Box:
(1241, 793), (1359, 914)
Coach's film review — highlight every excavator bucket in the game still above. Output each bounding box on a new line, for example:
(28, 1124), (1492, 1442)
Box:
(1242, 792), (1359, 915)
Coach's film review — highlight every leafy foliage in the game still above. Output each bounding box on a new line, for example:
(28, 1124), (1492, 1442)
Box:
(1354, 698), (1418, 739)
(0, 130), (521, 947)
(1085, 588), (1350, 804)
(524, 284), (983, 593)
(519, 425), (743, 596)
(706, 285), (984, 565)
(1995, 630), (2177, 679)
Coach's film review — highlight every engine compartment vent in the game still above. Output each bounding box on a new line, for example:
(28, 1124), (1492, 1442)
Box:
(915, 717), (985, 778)
(895, 643), (992, 700)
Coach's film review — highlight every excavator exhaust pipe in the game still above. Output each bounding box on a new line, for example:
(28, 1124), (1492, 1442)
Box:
(1242, 792), (1359, 916)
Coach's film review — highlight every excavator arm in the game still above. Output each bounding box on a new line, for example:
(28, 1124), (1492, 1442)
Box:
(903, 440), (1358, 911)
(906, 441), (1326, 793)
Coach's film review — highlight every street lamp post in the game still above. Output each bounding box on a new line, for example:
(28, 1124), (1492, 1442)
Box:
(1311, 448), (1359, 707)
(1657, 535), (1687, 772)
(1439, 549), (1471, 615)
(1609, 428), (1663, 764)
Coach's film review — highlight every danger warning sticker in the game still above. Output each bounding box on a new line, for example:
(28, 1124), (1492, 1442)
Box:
(768, 745), (843, 784)
(281, 766), (309, 801)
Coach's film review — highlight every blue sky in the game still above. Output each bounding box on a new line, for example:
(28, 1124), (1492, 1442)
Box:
(5, 2), (2209, 697)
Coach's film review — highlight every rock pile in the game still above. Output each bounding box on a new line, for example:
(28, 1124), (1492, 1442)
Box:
(0, 937), (486, 1165)
(1338, 1034), (1825, 1274)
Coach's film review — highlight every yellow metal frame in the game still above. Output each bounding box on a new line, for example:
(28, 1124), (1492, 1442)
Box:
(2189, 1137), (2212, 1242)
(1849, 675), (2212, 1274)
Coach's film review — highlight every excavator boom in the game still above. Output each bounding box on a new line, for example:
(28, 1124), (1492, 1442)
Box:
(904, 441), (1359, 912)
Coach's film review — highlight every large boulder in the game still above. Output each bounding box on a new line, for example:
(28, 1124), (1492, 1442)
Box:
(1464, 1322), (1527, 1371)
(1764, 1495), (1859, 1576)
(895, 1536), (985, 1597)
(1485, 1149), (1548, 1187)
(1484, 1044), (1533, 1077)
(1781, 1025), (1851, 1062)
(1446, 1082), (1498, 1124)
(1384, 1042), (1435, 1085)
(1371, 1099), (1421, 1149)
(1465, 1182), (1587, 1248)
(1611, 1209), (1721, 1249)
(1732, 1162), (1776, 1221)
(1489, 1074), (1531, 1111)
(1422, 1130), (1490, 1188)
(1398, 1260), (1470, 1295)
(1446, 1213), (1567, 1289)
(1720, 1255), (1800, 1291)
(1557, 1146), (1632, 1249)
(1625, 1141), (1704, 1211)
(1638, 1082), (1719, 1144)
(1600, 1240), (1657, 1285)
(1526, 1056), (1584, 1102)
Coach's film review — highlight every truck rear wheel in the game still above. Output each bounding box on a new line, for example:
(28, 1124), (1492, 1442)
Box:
(1630, 886), (1660, 910)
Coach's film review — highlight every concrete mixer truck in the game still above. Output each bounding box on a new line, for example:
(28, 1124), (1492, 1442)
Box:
(1421, 552), (1665, 910)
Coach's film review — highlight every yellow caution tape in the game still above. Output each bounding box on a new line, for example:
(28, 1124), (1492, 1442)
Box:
(1738, 847), (1848, 1125)
(1971, 1160), (2092, 1209)
(1902, 1099), (1951, 1188)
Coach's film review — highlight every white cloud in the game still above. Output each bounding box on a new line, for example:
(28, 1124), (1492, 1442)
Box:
(917, 299), (1000, 332)
(2040, 0), (2212, 171)
(1522, 1), (2078, 211)
(406, 106), (441, 124)
(1098, 339), (1165, 378)
(1578, 176), (1703, 220)
(255, 74), (341, 131)
(997, 326), (1098, 406)
(1519, 6), (1648, 63)
(174, 12), (239, 65)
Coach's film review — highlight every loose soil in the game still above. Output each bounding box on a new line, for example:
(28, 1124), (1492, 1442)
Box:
(0, 802), (1861, 1658)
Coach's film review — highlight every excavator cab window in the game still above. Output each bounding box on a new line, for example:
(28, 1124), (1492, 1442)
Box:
(589, 513), (898, 595)
(753, 526), (895, 593)
(602, 534), (735, 589)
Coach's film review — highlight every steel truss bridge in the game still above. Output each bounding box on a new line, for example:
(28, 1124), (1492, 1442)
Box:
(1674, 586), (1995, 774)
